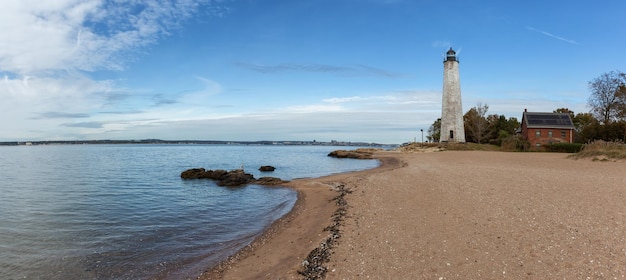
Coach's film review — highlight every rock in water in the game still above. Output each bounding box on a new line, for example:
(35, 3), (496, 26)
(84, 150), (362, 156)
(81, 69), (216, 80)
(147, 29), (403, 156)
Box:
(180, 168), (207, 179)
(205, 169), (228, 180)
(215, 170), (255, 186)
(327, 148), (379, 159)
(256, 177), (288, 185)
(259, 165), (276, 172)
(181, 168), (287, 187)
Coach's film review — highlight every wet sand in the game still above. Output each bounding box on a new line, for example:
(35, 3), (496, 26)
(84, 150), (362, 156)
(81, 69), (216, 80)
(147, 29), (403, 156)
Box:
(201, 150), (626, 279)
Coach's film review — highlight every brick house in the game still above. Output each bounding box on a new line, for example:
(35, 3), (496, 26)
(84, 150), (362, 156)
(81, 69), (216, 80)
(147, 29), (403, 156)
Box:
(520, 109), (575, 149)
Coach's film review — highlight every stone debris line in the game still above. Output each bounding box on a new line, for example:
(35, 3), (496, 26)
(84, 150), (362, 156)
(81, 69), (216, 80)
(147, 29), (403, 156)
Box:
(298, 184), (352, 280)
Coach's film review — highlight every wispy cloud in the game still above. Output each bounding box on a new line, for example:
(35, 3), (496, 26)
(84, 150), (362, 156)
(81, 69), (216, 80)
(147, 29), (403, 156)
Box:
(61, 121), (105, 128)
(99, 110), (145, 115)
(235, 62), (402, 78)
(151, 94), (178, 107)
(431, 40), (452, 49)
(323, 96), (365, 103)
(33, 112), (90, 119)
(0, 0), (218, 75)
(526, 26), (579, 45)
(323, 91), (440, 107)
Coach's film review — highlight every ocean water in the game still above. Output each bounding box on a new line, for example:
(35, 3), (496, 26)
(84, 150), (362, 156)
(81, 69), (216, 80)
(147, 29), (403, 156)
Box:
(0, 144), (379, 280)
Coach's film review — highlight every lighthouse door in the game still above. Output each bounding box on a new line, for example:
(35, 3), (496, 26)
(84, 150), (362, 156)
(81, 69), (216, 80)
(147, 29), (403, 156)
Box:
(449, 130), (454, 140)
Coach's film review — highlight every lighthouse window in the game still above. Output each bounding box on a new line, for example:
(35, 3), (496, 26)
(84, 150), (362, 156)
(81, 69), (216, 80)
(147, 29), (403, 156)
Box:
(449, 130), (454, 139)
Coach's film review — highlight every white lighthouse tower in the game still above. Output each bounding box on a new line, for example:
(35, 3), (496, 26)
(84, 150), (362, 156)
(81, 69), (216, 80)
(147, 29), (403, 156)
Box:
(440, 48), (465, 143)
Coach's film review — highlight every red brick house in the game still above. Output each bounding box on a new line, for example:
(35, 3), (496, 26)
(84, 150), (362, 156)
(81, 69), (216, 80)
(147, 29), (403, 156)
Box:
(520, 109), (575, 149)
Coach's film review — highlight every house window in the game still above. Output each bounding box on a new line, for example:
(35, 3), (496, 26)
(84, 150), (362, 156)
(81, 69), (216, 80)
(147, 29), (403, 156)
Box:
(535, 130), (541, 137)
(561, 131), (566, 138)
(548, 131), (553, 138)
(535, 143), (541, 147)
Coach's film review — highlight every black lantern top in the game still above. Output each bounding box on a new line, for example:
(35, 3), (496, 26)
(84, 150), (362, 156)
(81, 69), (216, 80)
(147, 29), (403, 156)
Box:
(445, 48), (457, 62)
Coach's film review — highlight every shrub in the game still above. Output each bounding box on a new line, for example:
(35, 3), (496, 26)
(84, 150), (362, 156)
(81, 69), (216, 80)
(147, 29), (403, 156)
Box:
(500, 135), (529, 152)
(545, 142), (583, 153)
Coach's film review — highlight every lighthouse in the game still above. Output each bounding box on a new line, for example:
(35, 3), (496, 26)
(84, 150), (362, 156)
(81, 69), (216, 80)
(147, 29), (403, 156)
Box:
(440, 48), (465, 143)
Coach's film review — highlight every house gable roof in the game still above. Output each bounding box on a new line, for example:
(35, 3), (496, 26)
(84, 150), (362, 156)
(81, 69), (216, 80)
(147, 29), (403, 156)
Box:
(522, 112), (575, 129)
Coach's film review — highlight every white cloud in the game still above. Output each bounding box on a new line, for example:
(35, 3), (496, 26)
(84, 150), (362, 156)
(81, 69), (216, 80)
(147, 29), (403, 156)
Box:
(0, 0), (222, 141)
(322, 96), (364, 103)
(0, 73), (116, 139)
(93, 109), (430, 144)
(35, 88), (442, 143)
(0, 0), (209, 74)
(322, 90), (440, 111)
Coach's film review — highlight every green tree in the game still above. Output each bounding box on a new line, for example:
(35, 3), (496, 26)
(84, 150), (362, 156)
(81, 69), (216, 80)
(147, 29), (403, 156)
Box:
(554, 108), (575, 118)
(601, 121), (626, 141)
(484, 115), (520, 145)
(572, 112), (598, 143)
(587, 71), (626, 124)
(427, 118), (441, 142)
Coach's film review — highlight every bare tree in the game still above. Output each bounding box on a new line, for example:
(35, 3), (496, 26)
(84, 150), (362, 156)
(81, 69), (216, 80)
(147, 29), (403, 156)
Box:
(587, 71), (626, 124)
(464, 103), (490, 143)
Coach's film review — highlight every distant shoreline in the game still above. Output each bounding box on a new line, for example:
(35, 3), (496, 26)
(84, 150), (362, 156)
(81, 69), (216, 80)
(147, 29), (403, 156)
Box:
(0, 139), (395, 147)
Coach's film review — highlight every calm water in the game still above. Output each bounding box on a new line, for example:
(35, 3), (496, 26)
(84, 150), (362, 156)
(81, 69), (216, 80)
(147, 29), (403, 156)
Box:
(0, 144), (379, 280)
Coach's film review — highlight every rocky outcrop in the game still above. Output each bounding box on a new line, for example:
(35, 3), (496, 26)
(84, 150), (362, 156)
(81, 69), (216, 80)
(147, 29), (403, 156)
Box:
(180, 168), (288, 187)
(180, 168), (228, 180)
(259, 165), (276, 172)
(327, 148), (380, 159)
(216, 169), (255, 186)
(255, 176), (289, 185)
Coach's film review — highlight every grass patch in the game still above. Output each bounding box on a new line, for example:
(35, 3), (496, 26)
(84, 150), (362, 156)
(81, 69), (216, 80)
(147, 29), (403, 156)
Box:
(397, 142), (502, 152)
(570, 140), (626, 161)
(396, 142), (443, 153)
(443, 142), (502, 151)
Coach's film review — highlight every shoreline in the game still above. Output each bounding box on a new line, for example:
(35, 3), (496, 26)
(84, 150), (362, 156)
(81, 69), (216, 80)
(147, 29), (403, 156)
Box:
(199, 152), (404, 279)
(201, 150), (626, 279)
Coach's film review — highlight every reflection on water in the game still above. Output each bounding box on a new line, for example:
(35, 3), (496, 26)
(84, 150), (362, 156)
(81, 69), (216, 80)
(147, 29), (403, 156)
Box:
(0, 145), (379, 279)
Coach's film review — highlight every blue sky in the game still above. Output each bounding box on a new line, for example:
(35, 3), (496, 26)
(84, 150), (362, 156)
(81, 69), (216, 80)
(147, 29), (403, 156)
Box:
(1, 0), (625, 144)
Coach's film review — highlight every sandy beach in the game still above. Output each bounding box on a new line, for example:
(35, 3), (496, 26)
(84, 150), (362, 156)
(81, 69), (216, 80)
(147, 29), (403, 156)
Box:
(201, 150), (626, 279)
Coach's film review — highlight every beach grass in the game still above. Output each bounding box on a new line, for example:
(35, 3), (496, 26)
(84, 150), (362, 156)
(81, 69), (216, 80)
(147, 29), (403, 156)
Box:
(443, 142), (501, 151)
(570, 140), (626, 161)
(398, 142), (511, 152)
